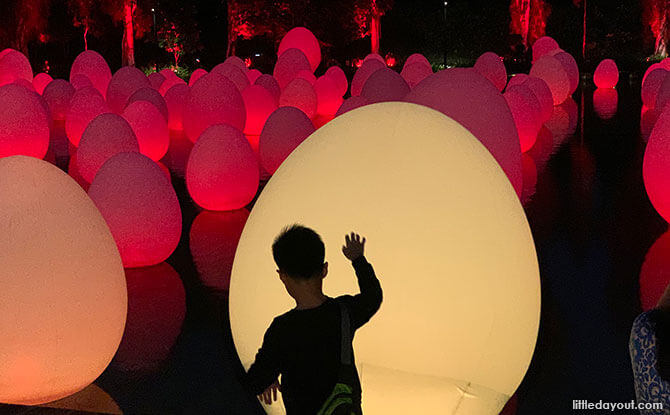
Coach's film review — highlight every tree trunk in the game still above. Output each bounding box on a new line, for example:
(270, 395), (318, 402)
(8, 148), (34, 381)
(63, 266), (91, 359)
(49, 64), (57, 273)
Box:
(123, 0), (136, 66)
(370, 13), (381, 54)
(582, 0), (587, 60)
(657, 13), (669, 57)
(84, 22), (89, 51)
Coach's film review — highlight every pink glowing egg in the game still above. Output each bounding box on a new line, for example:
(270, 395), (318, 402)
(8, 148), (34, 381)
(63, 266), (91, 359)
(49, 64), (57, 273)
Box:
(530, 55), (570, 105)
(335, 96), (370, 117)
(0, 50), (33, 86)
(363, 53), (385, 65)
(640, 232), (670, 311)
(644, 105), (670, 223)
(158, 70), (186, 96)
(641, 106), (659, 142)
(247, 69), (262, 84)
(242, 85), (278, 136)
(325, 66), (348, 96)
(524, 76), (554, 123)
(532, 36), (560, 63)
(122, 101), (169, 161)
(106, 66), (151, 114)
(186, 124), (259, 210)
(273, 48), (312, 90)
(88, 152), (181, 268)
(254, 74), (281, 103)
(224, 56), (249, 73)
(505, 84), (542, 152)
(315, 75), (343, 116)
(521, 153), (537, 204)
(164, 83), (189, 131)
(0, 48), (14, 60)
(126, 87), (169, 121)
(406, 68), (522, 196)
(13, 79), (35, 92)
(553, 51), (579, 95)
(400, 63), (433, 89)
(182, 73), (246, 143)
(662, 58), (670, 70)
(360, 67), (410, 103)
(506, 74), (529, 89)
(0, 84), (50, 159)
(259, 106), (315, 175)
(278, 27), (321, 72)
(148, 72), (166, 90)
(474, 52), (507, 92)
(593, 59), (619, 89)
(65, 87), (110, 147)
(43, 79), (76, 121)
(32, 73), (53, 95)
(211, 62), (250, 92)
(593, 88), (618, 120)
(77, 113), (139, 183)
(296, 69), (317, 85)
(642, 68), (667, 109)
(644, 63), (665, 85)
(189, 68), (208, 86)
(70, 50), (112, 96)
(655, 72), (670, 112)
(404, 53), (431, 69)
(70, 74), (93, 90)
(351, 59), (386, 97)
(279, 78), (318, 119)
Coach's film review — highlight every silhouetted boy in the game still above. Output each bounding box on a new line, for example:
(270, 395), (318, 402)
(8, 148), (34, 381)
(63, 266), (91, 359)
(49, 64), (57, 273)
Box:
(245, 225), (382, 415)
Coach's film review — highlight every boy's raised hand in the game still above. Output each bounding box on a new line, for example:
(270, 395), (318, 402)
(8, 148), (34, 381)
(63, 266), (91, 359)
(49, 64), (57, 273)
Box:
(342, 232), (366, 261)
(259, 379), (281, 405)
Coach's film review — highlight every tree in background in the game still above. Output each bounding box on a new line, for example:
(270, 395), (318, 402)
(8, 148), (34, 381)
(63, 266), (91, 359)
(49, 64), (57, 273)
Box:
(352, 0), (393, 54)
(156, 1), (200, 68)
(509, 0), (551, 50)
(68, 0), (95, 50)
(99, 0), (153, 66)
(644, 0), (670, 57)
(0, 0), (52, 55)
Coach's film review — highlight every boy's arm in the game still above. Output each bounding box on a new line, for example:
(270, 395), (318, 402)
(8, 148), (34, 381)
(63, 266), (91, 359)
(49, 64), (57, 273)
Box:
(245, 320), (281, 396)
(347, 255), (383, 329)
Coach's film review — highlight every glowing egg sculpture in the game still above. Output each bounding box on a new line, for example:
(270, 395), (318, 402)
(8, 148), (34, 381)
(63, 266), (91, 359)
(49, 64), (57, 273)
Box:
(88, 152), (181, 268)
(532, 36), (560, 63)
(148, 73), (165, 91)
(76, 113), (140, 183)
(296, 69), (317, 85)
(593, 59), (619, 89)
(0, 50), (33, 86)
(247, 69), (262, 84)
(273, 48), (312, 90)
(593, 88), (618, 120)
(242, 85), (278, 136)
(0, 155), (126, 405)
(523, 77), (555, 122)
(255, 74), (282, 103)
(552, 51), (579, 95)
(404, 53), (431, 69)
(65, 87), (110, 147)
(640, 232), (670, 311)
(225, 56), (249, 73)
(641, 106), (659, 142)
(122, 101), (170, 161)
(400, 63), (433, 89)
(212, 62), (250, 92)
(126, 87), (169, 121)
(360, 68), (410, 104)
(325, 66), (348, 97)
(182, 73), (246, 143)
(14, 78), (36, 92)
(70, 50), (112, 96)
(363, 53), (385, 65)
(277, 27), (321, 72)
(505, 85), (542, 152)
(644, 63), (665, 85)
(279, 78), (318, 119)
(351, 60), (386, 97)
(189, 68), (208, 87)
(43, 80), (75, 121)
(186, 124), (259, 210)
(644, 105), (670, 223)
(259, 106), (315, 174)
(474, 52), (507, 92)
(106, 66), (151, 114)
(230, 102), (540, 415)
(336, 96), (370, 117)
(0, 84), (50, 159)
(655, 73), (670, 112)
(70, 74), (93, 90)
(506, 74), (529, 89)
(315, 75), (343, 116)
(164, 83), (190, 131)
(642, 68), (667, 109)
(33, 73), (53, 95)
(529, 55), (570, 105)
(158, 70), (186, 96)
(406, 68), (523, 197)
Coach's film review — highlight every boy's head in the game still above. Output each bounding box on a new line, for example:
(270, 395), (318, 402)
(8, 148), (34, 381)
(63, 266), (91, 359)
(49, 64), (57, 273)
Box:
(272, 225), (326, 280)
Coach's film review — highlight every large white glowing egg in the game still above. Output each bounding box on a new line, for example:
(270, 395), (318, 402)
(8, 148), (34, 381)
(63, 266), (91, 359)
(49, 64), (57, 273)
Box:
(230, 102), (541, 415)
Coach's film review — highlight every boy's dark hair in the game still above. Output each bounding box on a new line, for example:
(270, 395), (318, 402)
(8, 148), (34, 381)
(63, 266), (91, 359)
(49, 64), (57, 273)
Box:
(272, 225), (325, 279)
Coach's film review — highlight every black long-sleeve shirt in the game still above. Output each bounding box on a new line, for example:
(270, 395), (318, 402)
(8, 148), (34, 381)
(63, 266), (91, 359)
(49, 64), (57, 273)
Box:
(245, 256), (382, 415)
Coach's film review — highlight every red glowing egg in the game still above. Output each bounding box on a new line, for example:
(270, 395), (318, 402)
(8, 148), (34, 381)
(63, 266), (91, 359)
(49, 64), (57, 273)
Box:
(351, 60), (386, 97)
(254, 74), (281, 104)
(43, 79), (76, 121)
(189, 68), (208, 87)
(126, 87), (169, 121)
(335, 96), (370, 117)
(247, 69), (262, 84)
(158, 70), (186, 96)
(211, 62), (250, 92)
(360, 68), (410, 104)
(553, 51), (579, 95)
(182, 73), (246, 143)
(296, 69), (317, 85)
(505, 84), (542, 152)
(593, 59), (619, 89)
(644, 105), (670, 223)
(474, 52), (507, 92)
(315, 75), (343, 116)
(242, 85), (278, 136)
(122, 101), (170, 161)
(0, 50), (33, 86)
(106, 66), (151, 114)
(524, 76), (554, 123)
(148, 72), (166, 90)
(76, 113), (139, 183)
(593, 88), (618, 120)
(259, 106), (315, 175)
(642, 68), (667, 109)
(405, 68), (523, 196)
(13, 79), (35, 92)
(88, 152), (181, 268)
(278, 27), (321, 72)
(0, 48), (14, 60)
(325, 66), (348, 97)
(0, 84), (50, 159)
(363, 53), (385, 65)
(644, 63), (665, 85)
(506, 74), (529, 89)
(70, 74), (93, 90)
(532, 36), (560, 63)
(279, 78), (318, 119)
(186, 124), (259, 210)
(164, 84), (189, 131)
(654, 72), (670, 112)
(400, 63), (433, 89)
(273, 48), (312, 90)
(70, 50), (112, 97)
(65, 87), (110, 147)
(641, 106), (659, 142)
(32, 73), (53, 95)
(640, 232), (670, 311)
(530, 55), (570, 105)
(224, 56), (249, 73)
(404, 53), (431, 69)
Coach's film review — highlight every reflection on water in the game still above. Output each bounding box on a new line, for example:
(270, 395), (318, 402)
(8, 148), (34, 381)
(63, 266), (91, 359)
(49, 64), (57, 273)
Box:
(593, 88), (618, 120)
